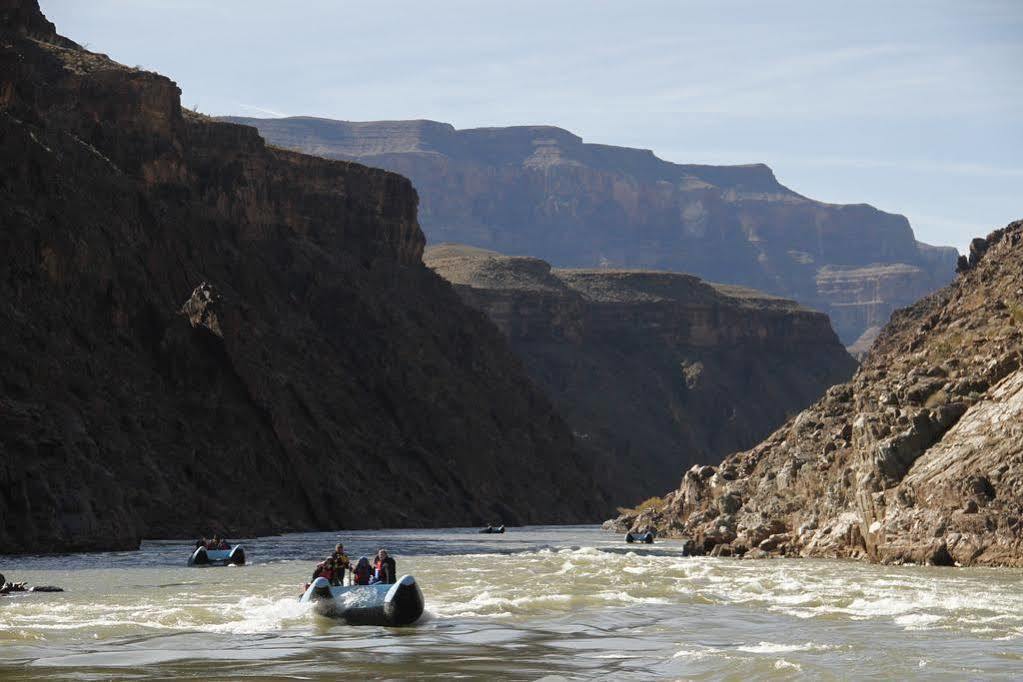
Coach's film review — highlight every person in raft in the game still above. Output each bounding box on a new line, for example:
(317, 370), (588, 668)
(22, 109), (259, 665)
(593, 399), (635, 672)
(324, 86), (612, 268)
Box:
(352, 556), (373, 585)
(194, 537), (230, 550)
(332, 543), (351, 579)
(370, 549), (396, 585)
(313, 551), (354, 586)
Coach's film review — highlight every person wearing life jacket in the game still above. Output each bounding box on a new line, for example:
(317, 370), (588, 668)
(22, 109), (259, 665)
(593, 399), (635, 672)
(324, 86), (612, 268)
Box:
(371, 549), (396, 585)
(352, 556), (373, 585)
(218, 538), (230, 550)
(332, 544), (350, 584)
(311, 556), (338, 584)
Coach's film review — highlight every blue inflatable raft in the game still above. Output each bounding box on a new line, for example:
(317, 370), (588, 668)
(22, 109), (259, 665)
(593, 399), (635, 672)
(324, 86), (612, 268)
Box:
(299, 575), (424, 627)
(188, 545), (246, 566)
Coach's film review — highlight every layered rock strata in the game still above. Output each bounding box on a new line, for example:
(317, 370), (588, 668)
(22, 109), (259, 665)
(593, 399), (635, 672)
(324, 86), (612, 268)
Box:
(613, 221), (1023, 567)
(0, 2), (606, 552)
(426, 245), (857, 504)
(226, 116), (959, 346)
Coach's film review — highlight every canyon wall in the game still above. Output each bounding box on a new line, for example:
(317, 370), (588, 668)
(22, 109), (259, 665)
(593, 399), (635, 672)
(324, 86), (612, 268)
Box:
(226, 116), (959, 347)
(612, 221), (1023, 567)
(426, 245), (857, 504)
(0, 1), (607, 552)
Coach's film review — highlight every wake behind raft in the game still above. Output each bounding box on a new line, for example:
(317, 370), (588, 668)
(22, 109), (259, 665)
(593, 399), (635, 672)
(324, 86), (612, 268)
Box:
(188, 545), (246, 566)
(299, 576), (425, 627)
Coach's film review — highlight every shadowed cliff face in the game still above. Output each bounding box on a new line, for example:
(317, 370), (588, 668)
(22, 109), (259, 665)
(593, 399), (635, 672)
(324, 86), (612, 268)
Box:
(0, 2), (607, 552)
(224, 116), (959, 347)
(426, 245), (857, 505)
(613, 221), (1023, 567)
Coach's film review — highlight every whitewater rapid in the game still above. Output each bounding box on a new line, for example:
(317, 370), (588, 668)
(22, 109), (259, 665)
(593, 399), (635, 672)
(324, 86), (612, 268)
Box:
(3, 526), (1023, 678)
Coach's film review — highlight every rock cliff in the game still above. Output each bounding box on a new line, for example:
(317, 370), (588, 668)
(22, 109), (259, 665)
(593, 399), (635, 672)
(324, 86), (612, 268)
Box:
(426, 245), (857, 505)
(224, 116), (959, 346)
(612, 221), (1023, 567)
(0, 1), (606, 552)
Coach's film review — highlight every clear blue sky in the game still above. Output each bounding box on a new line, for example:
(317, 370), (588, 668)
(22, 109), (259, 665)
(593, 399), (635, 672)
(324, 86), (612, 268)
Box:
(43, 0), (1022, 252)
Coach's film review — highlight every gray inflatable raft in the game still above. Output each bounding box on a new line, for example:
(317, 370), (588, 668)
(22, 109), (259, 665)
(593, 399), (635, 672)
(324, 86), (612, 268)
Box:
(299, 575), (424, 626)
(188, 545), (246, 566)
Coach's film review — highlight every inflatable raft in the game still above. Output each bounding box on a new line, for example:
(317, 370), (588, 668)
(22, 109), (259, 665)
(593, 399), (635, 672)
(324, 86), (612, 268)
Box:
(625, 531), (655, 544)
(479, 525), (506, 534)
(188, 545), (246, 566)
(300, 575), (424, 626)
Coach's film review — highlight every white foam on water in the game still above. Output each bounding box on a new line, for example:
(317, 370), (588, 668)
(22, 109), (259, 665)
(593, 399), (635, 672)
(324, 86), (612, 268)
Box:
(199, 597), (312, 634)
(595, 590), (671, 605)
(894, 613), (944, 629)
(557, 546), (605, 558)
(672, 645), (725, 660)
(431, 590), (573, 618)
(775, 659), (802, 671)
(555, 561), (575, 575)
(736, 641), (820, 654)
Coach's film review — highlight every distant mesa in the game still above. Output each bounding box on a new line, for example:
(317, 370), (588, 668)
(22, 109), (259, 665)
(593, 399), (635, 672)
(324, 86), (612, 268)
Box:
(225, 115), (959, 348)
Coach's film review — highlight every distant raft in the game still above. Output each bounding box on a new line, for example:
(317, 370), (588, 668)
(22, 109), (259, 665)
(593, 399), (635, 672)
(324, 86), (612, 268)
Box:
(478, 525), (506, 534)
(188, 545), (246, 566)
(625, 531), (655, 544)
(299, 576), (425, 627)
(0, 576), (63, 595)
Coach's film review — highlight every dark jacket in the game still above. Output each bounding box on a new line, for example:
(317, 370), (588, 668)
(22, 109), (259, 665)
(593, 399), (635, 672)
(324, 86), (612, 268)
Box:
(374, 556), (397, 584)
(353, 558), (373, 585)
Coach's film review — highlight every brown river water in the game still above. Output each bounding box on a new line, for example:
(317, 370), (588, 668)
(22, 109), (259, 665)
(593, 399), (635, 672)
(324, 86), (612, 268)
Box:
(2, 526), (1023, 679)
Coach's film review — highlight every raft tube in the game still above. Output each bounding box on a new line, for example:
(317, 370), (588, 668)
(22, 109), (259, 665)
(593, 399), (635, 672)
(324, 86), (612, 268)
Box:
(478, 525), (506, 534)
(299, 575), (424, 626)
(188, 545), (246, 566)
(625, 531), (655, 544)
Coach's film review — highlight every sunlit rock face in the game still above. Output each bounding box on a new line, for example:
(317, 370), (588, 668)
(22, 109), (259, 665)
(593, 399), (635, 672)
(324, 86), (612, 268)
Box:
(226, 116), (958, 347)
(613, 221), (1023, 568)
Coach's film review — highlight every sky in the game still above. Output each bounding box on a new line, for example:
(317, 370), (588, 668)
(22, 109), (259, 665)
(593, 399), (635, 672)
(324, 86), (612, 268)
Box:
(42, 1), (1022, 252)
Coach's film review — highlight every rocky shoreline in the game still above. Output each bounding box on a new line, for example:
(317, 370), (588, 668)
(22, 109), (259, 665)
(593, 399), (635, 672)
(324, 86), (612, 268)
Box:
(612, 221), (1023, 567)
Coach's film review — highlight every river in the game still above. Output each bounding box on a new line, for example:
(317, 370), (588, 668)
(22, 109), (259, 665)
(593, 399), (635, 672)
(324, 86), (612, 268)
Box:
(2, 525), (1022, 679)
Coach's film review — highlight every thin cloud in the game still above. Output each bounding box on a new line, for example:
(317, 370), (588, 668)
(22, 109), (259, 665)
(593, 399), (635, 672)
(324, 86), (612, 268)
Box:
(235, 103), (288, 118)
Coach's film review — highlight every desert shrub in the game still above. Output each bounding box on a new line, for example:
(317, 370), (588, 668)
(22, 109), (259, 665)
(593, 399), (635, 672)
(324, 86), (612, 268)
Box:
(616, 496), (665, 516)
(1009, 303), (1023, 327)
